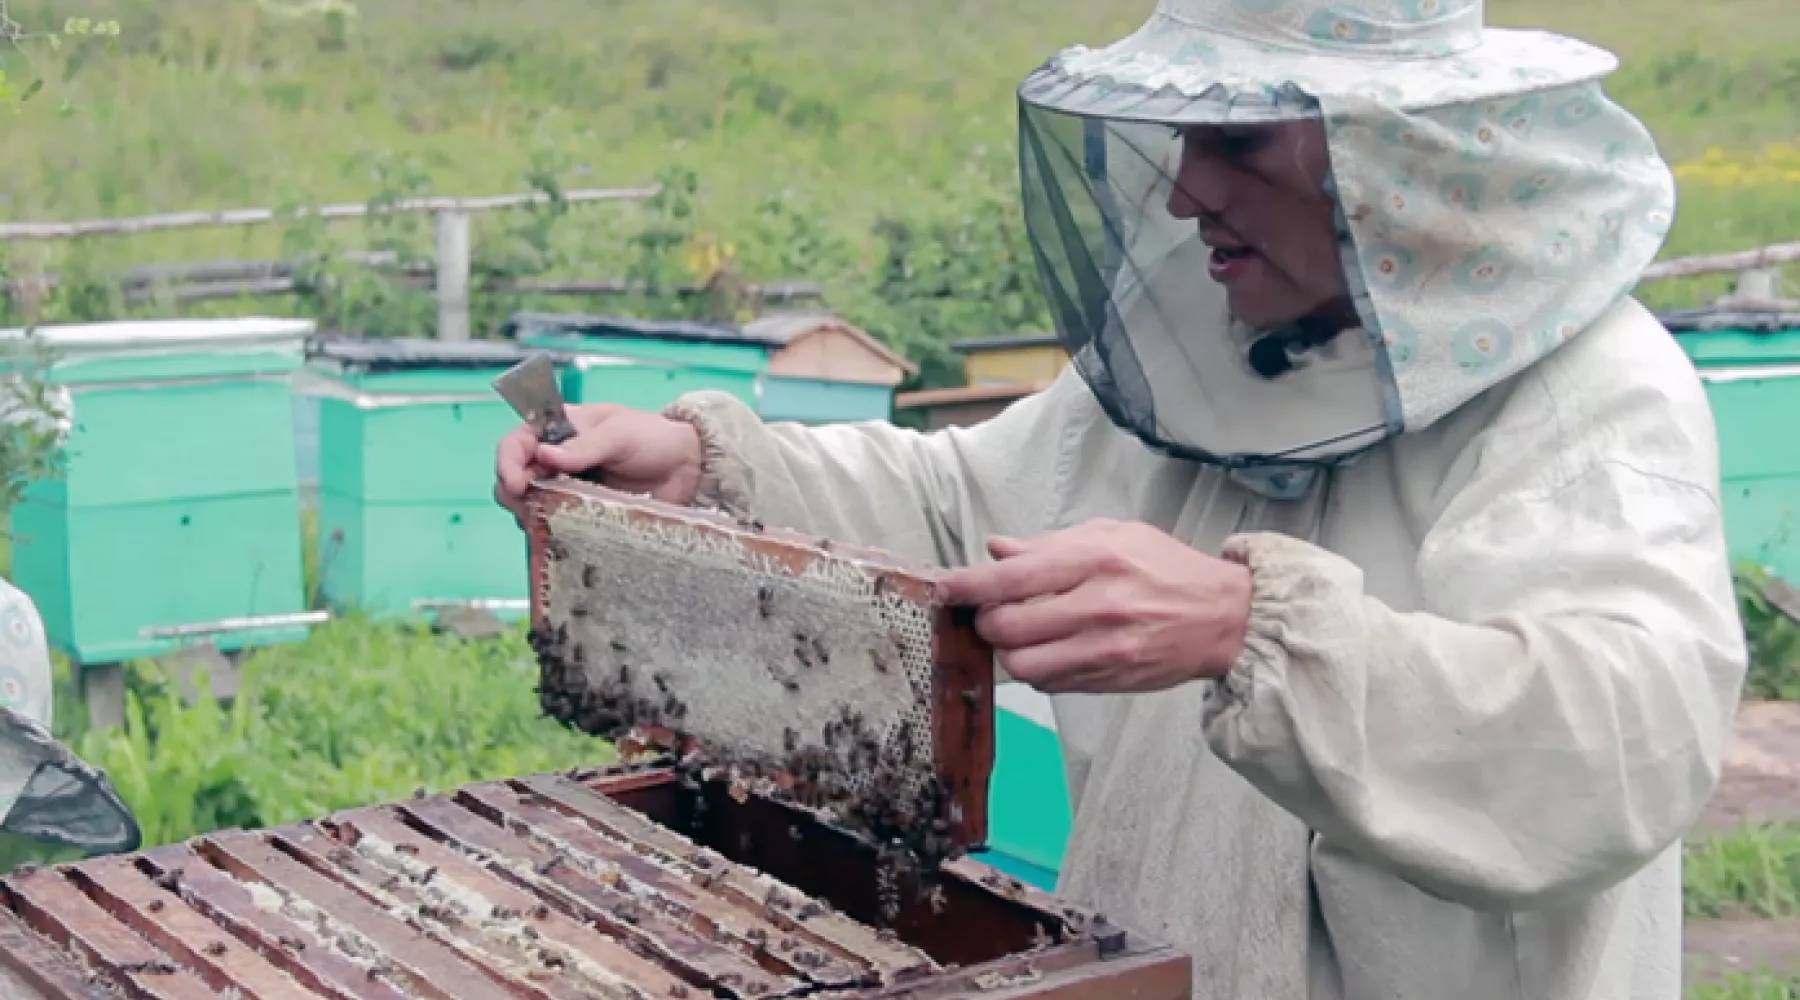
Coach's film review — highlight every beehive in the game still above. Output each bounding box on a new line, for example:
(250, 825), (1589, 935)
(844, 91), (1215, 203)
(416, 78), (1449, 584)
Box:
(1660, 306), (1800, 581)
(521, 479), (995, 869)
(0, 763), (1192, 999)
(0, 317), (317, 665)
(304, 336), (556, 620)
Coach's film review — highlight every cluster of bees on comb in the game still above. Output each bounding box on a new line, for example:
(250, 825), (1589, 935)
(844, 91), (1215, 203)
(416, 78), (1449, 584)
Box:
(527, 566), (965, 925)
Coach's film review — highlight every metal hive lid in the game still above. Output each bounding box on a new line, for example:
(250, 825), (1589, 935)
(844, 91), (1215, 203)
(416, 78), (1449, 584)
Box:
(306, 335), (560, 373)
(501, 312), (787, 350)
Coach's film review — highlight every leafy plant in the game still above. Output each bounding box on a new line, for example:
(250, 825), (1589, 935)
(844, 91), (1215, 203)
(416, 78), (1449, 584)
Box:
(0, 331), (65, 520)
(625, 164), (703, 318)
(1735, 563), (1800, 700)
(70, 616), (611, 849)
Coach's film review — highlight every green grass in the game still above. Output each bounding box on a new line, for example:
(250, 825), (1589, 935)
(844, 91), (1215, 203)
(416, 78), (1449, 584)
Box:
(0, 613), (610, 869)
(1695, 974), (1800, 1000)
(1679, 825), (1800, 998)
(1738, 564), (1800, 701)
(0, 0), (1790, 353)
(1687, 824), (1800, 920)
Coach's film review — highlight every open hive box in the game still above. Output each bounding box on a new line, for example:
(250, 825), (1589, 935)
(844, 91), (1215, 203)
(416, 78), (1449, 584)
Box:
(0, 480), (1190, 998)
(0, 762), (1191, 999)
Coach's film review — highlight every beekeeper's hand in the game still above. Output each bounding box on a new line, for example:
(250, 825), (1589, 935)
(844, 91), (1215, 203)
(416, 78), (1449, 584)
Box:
(937, 519), (1253, 694)
(494, 403), (704, 519)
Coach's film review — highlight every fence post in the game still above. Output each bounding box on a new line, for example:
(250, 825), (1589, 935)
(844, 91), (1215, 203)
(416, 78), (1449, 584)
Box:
(435, 209), (471, 341)
(1735, 267), (1780, 304)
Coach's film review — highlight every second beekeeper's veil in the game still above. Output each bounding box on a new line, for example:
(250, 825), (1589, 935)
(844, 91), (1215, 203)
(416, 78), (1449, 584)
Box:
(1016, 0), (1676, 496)
(0, 579), (140, 856)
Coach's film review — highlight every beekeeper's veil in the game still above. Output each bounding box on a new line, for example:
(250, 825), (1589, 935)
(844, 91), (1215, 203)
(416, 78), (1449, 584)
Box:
(1017, 0), (1676, 498)
(0, 579), (139, 856)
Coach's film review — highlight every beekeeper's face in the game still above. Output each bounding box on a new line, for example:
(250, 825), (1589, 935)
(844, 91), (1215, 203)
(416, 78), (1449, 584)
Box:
(1166, 119), (1350, 331)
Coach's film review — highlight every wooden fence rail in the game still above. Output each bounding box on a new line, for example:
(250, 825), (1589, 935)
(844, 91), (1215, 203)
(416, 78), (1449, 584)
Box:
(3, 184), (1793, 329)
(2, 250), (826, 311)
(0, 186), (659, 241)
(1639, 241), (1800, 283)
(0, 185), (663, 339)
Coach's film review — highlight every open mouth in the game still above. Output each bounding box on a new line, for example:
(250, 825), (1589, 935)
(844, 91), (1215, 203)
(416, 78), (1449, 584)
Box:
(1207, 243), (1263, 281)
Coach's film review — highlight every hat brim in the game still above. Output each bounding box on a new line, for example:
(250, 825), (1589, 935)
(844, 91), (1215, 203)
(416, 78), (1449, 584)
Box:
(1018, 26), (1619, 124)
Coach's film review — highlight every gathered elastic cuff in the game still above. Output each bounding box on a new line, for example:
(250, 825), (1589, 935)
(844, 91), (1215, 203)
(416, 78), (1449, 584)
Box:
(1206, 531), (1320, 717)
(662, 391), (757, 516)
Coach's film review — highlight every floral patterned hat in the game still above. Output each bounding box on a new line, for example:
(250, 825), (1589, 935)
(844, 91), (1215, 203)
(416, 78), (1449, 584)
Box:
(1019, 0), (1623, 123)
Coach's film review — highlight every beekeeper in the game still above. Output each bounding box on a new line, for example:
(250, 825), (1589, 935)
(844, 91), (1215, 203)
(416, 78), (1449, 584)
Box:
(496, 0), (1747, 996)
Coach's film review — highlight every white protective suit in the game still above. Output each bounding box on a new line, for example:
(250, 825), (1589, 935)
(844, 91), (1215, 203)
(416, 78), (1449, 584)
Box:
(654, 68), (1747, 1000)
(650, 2), (1746, 997)
(667, 290), (1744, 999)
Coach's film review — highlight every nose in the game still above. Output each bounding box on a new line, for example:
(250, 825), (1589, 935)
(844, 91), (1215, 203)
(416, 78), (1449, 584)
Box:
(1165, 139), (1236, 221)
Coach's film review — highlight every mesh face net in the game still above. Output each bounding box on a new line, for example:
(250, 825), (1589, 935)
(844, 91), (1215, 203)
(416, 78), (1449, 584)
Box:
(1019, 98), (1394, 470)
(1018, 76), (1677, 481)
(0, 707), (141, 855)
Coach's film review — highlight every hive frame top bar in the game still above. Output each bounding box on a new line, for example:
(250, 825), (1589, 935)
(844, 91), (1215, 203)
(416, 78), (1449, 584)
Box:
(0, 762), (1193, 1000)
(526, 474), (954, 587)
(521, 476), (998, 861)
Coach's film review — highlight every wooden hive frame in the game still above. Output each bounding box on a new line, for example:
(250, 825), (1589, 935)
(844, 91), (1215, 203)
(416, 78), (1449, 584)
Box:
(0, 764), (1192, 999)
(521, 478), (998, 866)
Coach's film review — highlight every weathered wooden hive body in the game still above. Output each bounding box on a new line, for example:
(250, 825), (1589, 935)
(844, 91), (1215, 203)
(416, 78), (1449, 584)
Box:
(0, 763), (1190, 999)
(0, 479), (1191, 997)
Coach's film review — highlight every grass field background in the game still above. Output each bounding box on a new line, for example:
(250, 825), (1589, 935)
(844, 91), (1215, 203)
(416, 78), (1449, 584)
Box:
(0, 0), (1794, 369)
(0, 2), (1796, 996)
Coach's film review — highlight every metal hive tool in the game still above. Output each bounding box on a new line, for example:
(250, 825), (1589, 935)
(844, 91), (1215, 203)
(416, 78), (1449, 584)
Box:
(0, 764), (1192, 999)
(521, 478), (997, 870)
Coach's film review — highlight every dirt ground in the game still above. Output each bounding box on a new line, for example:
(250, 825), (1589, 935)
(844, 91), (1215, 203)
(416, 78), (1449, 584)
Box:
(1688, 701), (1800, 990)
(1697, 701), (1800, 835)
(1687, 917), (1800, 990)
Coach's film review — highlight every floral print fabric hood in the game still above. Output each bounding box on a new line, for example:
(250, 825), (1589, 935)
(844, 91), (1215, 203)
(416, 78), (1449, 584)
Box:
(1322, 82), (1675, 436)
